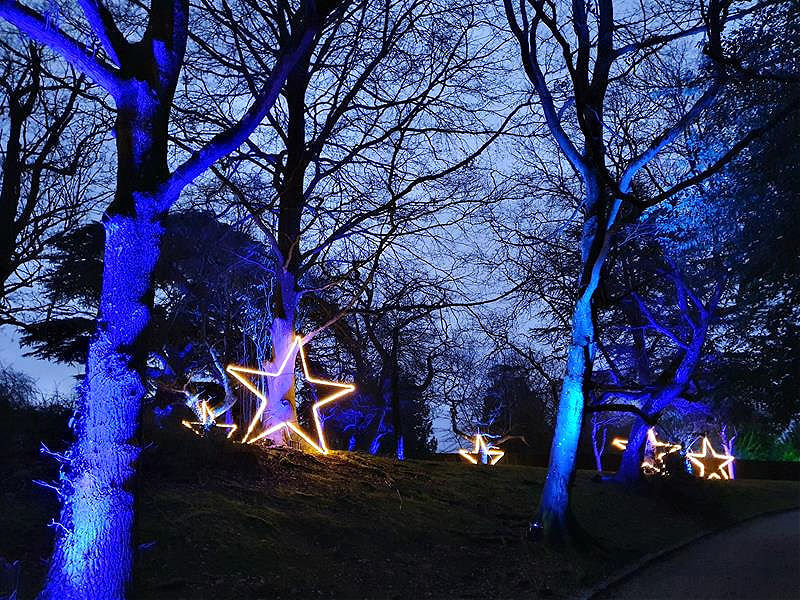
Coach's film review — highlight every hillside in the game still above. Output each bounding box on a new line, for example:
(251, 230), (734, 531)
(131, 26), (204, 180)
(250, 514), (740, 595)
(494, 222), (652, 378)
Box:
(2, 418), (798, 599)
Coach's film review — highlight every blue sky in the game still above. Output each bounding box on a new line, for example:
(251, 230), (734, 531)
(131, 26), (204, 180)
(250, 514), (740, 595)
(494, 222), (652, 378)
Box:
(0, 325), (80, 398)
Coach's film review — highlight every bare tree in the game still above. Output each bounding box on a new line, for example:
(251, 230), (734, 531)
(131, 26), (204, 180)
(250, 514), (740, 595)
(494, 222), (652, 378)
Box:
(502, 0), (796, 543)
(0, 0), (340, 594)
(0, 38), (107, 321)
(589, 254), (723, 483)
(188, 0), (515, 444)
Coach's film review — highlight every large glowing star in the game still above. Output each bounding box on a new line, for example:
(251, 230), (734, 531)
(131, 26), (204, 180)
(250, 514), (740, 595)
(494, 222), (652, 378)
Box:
(226, 336), (355, 454)
(611, 429), (681, 475)
(458, 434), (504, 465)
(181, 399), (238, 439)
(687, 437), (734, 480)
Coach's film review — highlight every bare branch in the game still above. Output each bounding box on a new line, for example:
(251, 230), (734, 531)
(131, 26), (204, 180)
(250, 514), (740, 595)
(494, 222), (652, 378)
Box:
(0, 0), (122, 92)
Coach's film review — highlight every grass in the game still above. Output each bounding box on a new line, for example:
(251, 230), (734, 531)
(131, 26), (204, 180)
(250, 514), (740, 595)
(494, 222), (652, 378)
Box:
(1, 419), (798, 599)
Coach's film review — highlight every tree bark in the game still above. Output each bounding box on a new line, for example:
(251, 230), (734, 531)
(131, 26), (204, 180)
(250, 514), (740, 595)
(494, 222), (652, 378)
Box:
(534, 181), (616, 544)
(534, 295), (593, 542)
(263, 269), (300, 443)
(39, 87), (170, 599)
(616, 417), (650, 484)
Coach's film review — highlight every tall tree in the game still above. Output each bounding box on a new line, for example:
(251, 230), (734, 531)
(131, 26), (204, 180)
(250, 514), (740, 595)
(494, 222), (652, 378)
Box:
(192, 0), (513, 445)
(502, 0), (794, 543)
(0, 0), (338, 595)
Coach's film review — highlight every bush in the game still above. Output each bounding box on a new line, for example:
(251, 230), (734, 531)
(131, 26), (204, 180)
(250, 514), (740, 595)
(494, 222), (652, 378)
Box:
(735, 428), (800, 462)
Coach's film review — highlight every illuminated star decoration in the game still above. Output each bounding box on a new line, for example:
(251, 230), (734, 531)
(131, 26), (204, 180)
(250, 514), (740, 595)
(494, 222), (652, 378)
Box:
(687, 436), (734, 480)
(611, 437), (628, 451)
(181, 399), (238, 439)
(226, 335), (355, 454)
(458, 433), (504, 465)
(611, 428), (681, 475)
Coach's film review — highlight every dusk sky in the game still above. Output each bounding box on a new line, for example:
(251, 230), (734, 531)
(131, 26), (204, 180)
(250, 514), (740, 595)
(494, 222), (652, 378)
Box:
(0, 326), (80, 398)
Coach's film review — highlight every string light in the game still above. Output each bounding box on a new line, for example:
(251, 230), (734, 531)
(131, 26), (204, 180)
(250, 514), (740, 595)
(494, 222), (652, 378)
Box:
(458, 433), (504, 465)
(180, 399), (238, 439)
(687, 436), (734, 480)
(226, 335), (355, 453)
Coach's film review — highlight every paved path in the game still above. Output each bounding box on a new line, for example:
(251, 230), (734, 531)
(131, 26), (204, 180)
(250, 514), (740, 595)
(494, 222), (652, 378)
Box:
(595, 509), (800, 600)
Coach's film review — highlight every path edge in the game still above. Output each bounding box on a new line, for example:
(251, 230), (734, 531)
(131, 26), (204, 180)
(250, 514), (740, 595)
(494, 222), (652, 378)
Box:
(579, 505), (800, 600)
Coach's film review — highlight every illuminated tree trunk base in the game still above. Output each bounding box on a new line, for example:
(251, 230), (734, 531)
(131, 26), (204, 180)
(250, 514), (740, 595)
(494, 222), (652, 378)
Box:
(533, 296), (594, 546)
(39, 210), (162, 600)
(534, 381), (584, 545)
(616, 389), (681, 485)
(263, 270), (299, 445)
(615, 420), (649, 485)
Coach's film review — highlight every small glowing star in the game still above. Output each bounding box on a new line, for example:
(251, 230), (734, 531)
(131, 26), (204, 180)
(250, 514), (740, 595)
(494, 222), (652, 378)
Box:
(458, 433), (504, 465)
(611, 428), (681, 475)
(181, 400), (238, 439)
(687, 436), (734, 480)
(226, 335), (355, 454)
(611, 437), (628, 451)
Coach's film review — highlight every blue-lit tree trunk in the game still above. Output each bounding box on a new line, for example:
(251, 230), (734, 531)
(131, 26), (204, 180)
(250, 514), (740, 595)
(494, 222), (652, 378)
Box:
(43, 216), (161, 599)
(535, 182), (618, 542)
(616, 417), (651, 483)
(40, 72), (179, 598)
(0, 0), (327, 593)
(615, 386), (686, 483)
(34, 10), (188, 587)
(504, 0), (729, 544)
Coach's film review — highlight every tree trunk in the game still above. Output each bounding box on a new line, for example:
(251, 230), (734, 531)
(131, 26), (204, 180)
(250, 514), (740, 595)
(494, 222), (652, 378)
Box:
(534, 295), (594, 543)
(533, 182), (613, 544)
(39, 90), (169, 599)
(616, 418), (649, 484)
(263, 269), (300, 444)
(0, 96), (25, 298)
(369, 408), (387, 454)
(591, 421), (606, 473)
(388, 330), (404, 460)
(0, 60), (38, 301)
(261, 48), (311, 445)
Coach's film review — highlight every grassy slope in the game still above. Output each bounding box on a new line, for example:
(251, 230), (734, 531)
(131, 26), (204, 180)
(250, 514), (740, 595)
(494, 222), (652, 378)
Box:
(2, 425), (798, 600)
(134, 431), (798, 599)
